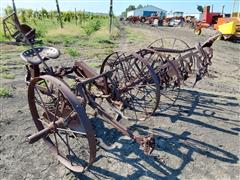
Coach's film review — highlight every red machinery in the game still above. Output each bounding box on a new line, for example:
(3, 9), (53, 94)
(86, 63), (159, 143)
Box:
(194, 6), (223, 35)
(203, 6), (222, 24)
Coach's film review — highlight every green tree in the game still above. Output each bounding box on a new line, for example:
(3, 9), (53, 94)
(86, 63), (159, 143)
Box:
(4, 6), (13, 16)
(126, 5), (136, 12)
(137, 4), (143, 9)
(19, 9), (26, 23)
(120, 5), (136, 18)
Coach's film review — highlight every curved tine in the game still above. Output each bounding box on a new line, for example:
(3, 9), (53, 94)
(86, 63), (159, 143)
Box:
(201, 33), (221, 48)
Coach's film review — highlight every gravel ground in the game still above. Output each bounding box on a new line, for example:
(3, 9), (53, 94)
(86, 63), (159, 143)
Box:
(0, 24), (239, 179)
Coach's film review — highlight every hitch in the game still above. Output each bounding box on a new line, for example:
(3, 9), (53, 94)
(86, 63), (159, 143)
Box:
(141, 135), (155, 155)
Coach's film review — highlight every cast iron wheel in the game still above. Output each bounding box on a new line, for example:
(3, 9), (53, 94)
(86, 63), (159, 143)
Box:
(100, 52), (160, 121)
(141, 49), (181, 112)
(147, 38), (193, 111)
(148, 37), (193, 59)
(28, 75), (96, 172)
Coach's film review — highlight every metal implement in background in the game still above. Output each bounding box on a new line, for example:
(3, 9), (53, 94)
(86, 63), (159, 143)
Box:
(2, 12), (36, 44)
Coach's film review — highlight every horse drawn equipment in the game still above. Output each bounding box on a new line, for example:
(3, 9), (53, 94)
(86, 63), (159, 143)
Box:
(16, 17), (219, 172)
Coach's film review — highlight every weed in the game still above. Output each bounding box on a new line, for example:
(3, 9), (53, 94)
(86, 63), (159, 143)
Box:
(0, 66), (10, 73)
(66, 48), (80, 57)
(125, 27), (144, 42)
(66, 79), (76, 89)
(1, 73), (16, 79)
(88, 62), (100, 68)
(0, 87), (12, 97)
(82, 19), (101, 36)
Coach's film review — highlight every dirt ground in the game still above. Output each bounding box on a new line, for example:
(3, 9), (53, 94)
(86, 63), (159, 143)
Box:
(0, 24), (240, 180)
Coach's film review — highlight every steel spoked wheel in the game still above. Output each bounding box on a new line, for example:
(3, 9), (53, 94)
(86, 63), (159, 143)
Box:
(148, 37), (193, 59)
(28, 75), (96, 172)
(141, 50), (181, 112)
(147, 38), (195, 111)
(101, 52), (160, 121)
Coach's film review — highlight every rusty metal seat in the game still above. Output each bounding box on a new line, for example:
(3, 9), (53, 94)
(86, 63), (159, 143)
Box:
(3, 12), (36, 44)
(20, 46), (60, 65)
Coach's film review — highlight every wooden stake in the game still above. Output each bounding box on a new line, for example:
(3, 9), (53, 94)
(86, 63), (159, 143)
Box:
(55, 0), (63, 28)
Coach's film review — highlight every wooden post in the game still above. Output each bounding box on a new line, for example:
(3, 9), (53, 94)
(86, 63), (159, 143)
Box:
(12, 0), (17, 13)
(221, 5), (225, 16)
(75, 8), (77, 26)
(109, 0), (113, 34)
(55, 0), (63, 28)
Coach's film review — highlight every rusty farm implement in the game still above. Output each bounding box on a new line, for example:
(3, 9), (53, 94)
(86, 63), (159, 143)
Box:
(101, 36), (218, 112)
(2, 12), (36, 44)
(15, 17), (219, 172)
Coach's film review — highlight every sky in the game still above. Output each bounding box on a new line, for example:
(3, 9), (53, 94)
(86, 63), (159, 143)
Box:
(0, 0), (239, 16)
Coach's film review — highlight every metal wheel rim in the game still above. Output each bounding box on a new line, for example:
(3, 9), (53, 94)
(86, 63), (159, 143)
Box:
(101, 51), (160, 120)
(28, 75), (96, 172)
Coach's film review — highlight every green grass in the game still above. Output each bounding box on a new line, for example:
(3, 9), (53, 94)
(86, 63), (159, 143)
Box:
(0, 23), (8, 42)
(82, 19), (101, 36)
(66, 48), (80, 57)
(0, 66), (10, 73)
(66, 79), (76, 89)
(1, 73), (16, 79)
(0, 15), (121, 63)
(125, 27), (145, 42)
(88, 61), (100, 68)
(0, 87), (12, 97)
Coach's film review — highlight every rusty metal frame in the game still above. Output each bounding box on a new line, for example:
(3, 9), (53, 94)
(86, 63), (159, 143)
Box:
(17, 20), (219, 172)
(25, 49), (160, 172)
(2, 12), (36, 44)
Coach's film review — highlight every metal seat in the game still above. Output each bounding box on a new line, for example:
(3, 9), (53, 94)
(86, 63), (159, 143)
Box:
(20, 46), (60, 65)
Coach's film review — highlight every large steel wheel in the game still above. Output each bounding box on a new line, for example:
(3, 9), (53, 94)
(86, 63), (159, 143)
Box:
(141, 49), (181, 112)
(148, 37), (193, 59)
(147, 38), (193, 112)
(100, 52), (160, 121)
(28, 75), (96, 172)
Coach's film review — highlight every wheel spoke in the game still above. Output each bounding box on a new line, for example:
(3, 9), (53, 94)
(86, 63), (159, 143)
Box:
(28, 77), (95, 171)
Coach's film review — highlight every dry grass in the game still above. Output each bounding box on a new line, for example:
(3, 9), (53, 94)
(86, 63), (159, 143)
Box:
(47, 24), (85, 37)
(1, 73), (16, 79)
(125, 26), (145, 42)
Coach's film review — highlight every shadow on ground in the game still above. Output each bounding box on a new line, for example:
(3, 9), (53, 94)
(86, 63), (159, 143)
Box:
(72, 88), (239, 179)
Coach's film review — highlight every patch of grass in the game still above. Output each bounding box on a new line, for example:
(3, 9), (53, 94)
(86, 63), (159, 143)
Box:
(0, 66), (10, 73)
(44, 36), (63, 44)
(66, 48), (80, 57)
(125, 27), (145, 42)
(1, 59), (26, 66)
(1, 73), (16, 79)
(66, 79), (76, 89)
(88, 24), (118, 48)
(0, 87), (12, 97)
(43, 23), (84, 45)
(16, 45), (26, 50)
(82, 19), (101, 36)
(88, 62), (100, 68)
(0, 24), (8, 42)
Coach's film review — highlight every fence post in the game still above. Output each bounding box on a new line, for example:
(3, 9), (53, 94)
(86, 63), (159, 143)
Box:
(55, 0), (63, 28)
(109, 0), (113, 34)
(12, 0), (17, 13)
(75, 8), (77, 26)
